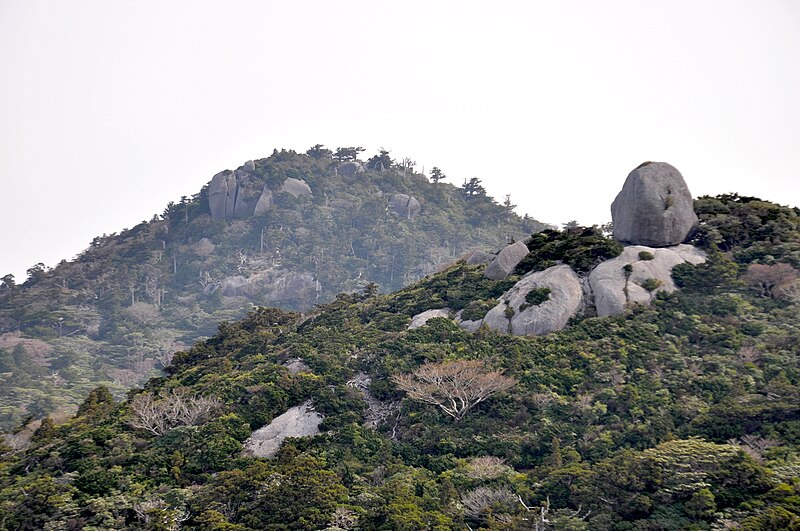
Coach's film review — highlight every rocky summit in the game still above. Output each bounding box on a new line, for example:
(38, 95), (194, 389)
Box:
(611, 161), (699, 246)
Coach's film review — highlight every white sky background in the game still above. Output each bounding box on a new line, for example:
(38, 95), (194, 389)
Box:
(1, 0), (799, 281)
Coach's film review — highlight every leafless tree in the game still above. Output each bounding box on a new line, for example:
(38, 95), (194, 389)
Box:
(129, 389), (220, 436)
(392, 359), (516, 421)
(781, 280), (800, 305)
(744, 263), (798, 299)
(124, 302), (160, 327)
(729, 434), (780, 463)
(326, 507), (359, 530)
(466, 456), (511, 480)
(132, 499), (188, 530)
(461, 486), (516, 520)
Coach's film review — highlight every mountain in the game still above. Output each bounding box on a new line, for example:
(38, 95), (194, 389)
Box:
(0, 147), (546, 431)
(1, 179), (799, 530)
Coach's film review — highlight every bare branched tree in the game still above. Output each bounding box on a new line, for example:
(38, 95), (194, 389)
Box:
(744, 263), (797, 299)
(466, 456), (511, 480)
(129, 389), (220, 436)
(392, 359), (516, 421)
(461, 486), (516, 520)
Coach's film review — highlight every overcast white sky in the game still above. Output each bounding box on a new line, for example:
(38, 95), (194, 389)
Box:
(1, 1), (799, 281)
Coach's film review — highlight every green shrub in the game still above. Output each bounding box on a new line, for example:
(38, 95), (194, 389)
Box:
(520, 287), (551, 311)
(640, 278), (662, 292)
(638, 251), (654, 261)
(515, 227), (623, 275)
(460, 300), (497, 322)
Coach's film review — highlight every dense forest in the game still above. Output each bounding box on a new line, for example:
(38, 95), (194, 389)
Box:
(0, 147), (545, 431)
(1, 193), (799, 529)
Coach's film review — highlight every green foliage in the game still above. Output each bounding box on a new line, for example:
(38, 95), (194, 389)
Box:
(639, 278), (662, 292)
(0, 148), (546, 430)
(515, 226), (623, 275)
(1, 185), (799, 528)
(638, 250), (655, 261)
(525, 286), (551, 306)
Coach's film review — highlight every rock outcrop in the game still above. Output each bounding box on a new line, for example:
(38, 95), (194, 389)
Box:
(265, 272), (317, 303)
(484, 241), (529, 280)
(208, 161), (311, 220)
(408, 308), (450, 329)
(611, 162), (698, 246)
(483, 265), (584, 335)
(589, 244), (706, 317)
(208, 171), (239, 221)
(464, 250), (495, 265)
(388, 194), (421, 220)
(253, 187), (274, 216)
(338, 161), (365, 177)
(279, 177), (312, 198)
(242, 401), (322, 458)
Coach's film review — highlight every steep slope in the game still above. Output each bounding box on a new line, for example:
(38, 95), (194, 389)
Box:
(0, 147), (546, 430)
(1, 194), (799, 530)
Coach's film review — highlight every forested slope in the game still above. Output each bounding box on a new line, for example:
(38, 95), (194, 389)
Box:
(0, 147), (545, 430)
(1, 194), (799, 530)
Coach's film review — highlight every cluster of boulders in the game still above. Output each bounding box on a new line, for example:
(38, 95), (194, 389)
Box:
(209, 160), (422, 222)
(208, 160), (313, 221)
(412, 162), (706, 337)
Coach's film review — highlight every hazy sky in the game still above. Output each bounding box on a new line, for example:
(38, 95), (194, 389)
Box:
(2, 1), (799, 281)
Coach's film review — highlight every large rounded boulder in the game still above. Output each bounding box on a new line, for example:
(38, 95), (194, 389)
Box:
(483, 265), (584, 336)
(589, 244), (706, 317)
(611, 162), (698, 247)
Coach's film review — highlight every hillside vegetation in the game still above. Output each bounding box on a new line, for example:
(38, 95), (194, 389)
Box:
(0, 147), (544, 430)
(1, 194), (799, 529)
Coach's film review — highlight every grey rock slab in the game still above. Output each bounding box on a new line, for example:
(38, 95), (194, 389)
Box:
(588, 244), (707, 317)
(388, 194), (422, 220)
(338, 161), (365, 176)
(253, 186), (274, 216)
(484, 241), (530, 280)
(465, 250), (495, 265)
(265, 272), (317, 302)
(242, 160), (256, 172)
(408, 308), (450, 329)
(279, 178), (312, 198)
(611, 162), (699, 246)
(242, 401), (322, 458)
(283, 357), (311, 374)
(454, 310), (483, 332)
(208, 170), (238, 221)
(483, 265), (583, 336)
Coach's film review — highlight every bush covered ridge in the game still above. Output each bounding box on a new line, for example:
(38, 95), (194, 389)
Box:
(0, 147), (545, 430)
(0, 194), (799, 529)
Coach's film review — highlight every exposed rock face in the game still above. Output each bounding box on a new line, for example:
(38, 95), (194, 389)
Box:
(484, 241), (530, 280)
(589, 244), (706, 317)
(389, 194), (421, 220)
(232, 170), (261, 217)
(265, 272), (317, 303)
(455, 310), (483, 333)
(611, 162), (699, 246)
(242, 401), (322, 458)
(208, 171), (239, 221)
(483, 265), (583, 336)
(253, 186), (274, 216)
(279, 178), (312, 198)
(464, 250), (495, 265)
(338, 161), (365, 176)
(408, 308), (450, 329)
(283, 358), (311, 374)
(208, 159), (312, 220)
